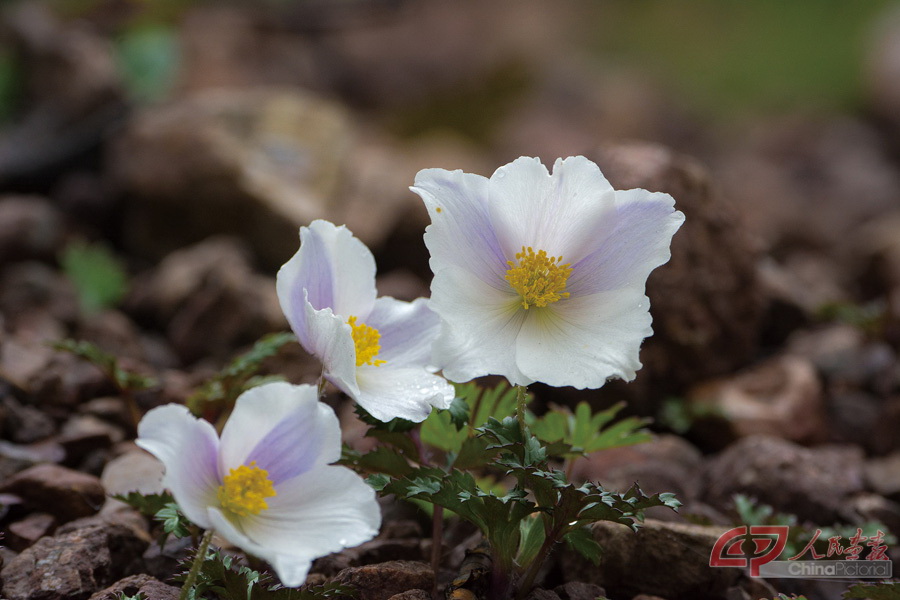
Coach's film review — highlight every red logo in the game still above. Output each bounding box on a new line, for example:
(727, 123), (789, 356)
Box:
(710, 526), (789, 576)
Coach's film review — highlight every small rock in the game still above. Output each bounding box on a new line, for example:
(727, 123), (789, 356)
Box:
(686, 355), (826, 446)
(0, 523), (148, 600)
(29, 351), (114, 408)
(554, 581), (606, 600)
(6, 512), (56, 551)
(100, 449), (165, 497)
(0, 262), (80, 330)
(386, 591), (431, 600)
(0, 463), (106, 523)
(0, 196), (64, 265)
(842, 493), (900, 537)
(88, 574), (179, 600)
(333, 561), (434, 600)
(526, 590), (561, 600)
(0, 395), (57, 443)
(125, 237), (286, 364)
(570, 435), (702, 503)
(559, 519), (741, 599)
(865, 452), (900, 501)
(59, 414), (125, 465)
(75, 310), (151, 365)
(703, 436), (865, 523)
(79, 397), (130, 428)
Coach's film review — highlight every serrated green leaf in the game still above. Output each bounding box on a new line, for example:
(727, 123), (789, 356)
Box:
(113, 491), (175, 517)
(155, 502), (191, 540)
(59, 240), (129, 313)
(529, 402), (652, 459)
(516, 514), (546, 567)
(365, 473), (390, 491)
(355, 447), (415, 478)
(563, 527), (602, 565)
(53, 339), (158, 392)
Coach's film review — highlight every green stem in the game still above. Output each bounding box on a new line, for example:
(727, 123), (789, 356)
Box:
(516, 534), (556, 600)
(515, 385), (528, 429)
(430, 505), (443, 599)
(179, 529), (214, 600)
(317, 366), (327, 399)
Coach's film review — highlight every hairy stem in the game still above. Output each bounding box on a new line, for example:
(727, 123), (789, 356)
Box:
(515, 385), (528, 429)
(516, 534), (556, 600)
(179, 529), (214, 600)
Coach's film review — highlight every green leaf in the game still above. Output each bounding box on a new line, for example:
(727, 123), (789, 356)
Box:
(563, 527), (602, 565)
(516, 514), (546, 567)
(529, 402), (652, 459)
(365, 473), (390, 491)
(354, 447), (415, 478)
(155, 502), (191, 540)
(59, 240), (129, 314)
(112, 491), (175, 517)
(354, 405), (418, 433)
(186, 332), (296, 416)
(844, 584), (900, 600)
(116, 25), (179, 103)
(53, 339), (158, 392)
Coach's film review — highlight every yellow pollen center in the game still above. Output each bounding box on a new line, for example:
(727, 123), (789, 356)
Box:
(217, 462), (276, 517)
(348, 316), (386, 367)
(505, 246), (573, 309)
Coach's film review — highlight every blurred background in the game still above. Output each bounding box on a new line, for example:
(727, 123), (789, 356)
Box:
(2, 2), (900, 598)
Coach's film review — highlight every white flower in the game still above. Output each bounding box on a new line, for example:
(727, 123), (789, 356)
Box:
(411, 156), (685, 389)
(135, 382), (381, 587)
(276, 220), (454, 422)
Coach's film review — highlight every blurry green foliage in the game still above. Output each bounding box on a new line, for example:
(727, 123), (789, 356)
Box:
(59, 240), (129, 314)
(844, 582), (900, 600)
(116, 25), (180, 103)
(0, 50), (22, 125)
(588, 0), (894, 116)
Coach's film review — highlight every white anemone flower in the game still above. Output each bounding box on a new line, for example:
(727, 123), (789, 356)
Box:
(276, 219), (454, 422)
(411, 156), (685, 389)
(135, 382), (381, 587)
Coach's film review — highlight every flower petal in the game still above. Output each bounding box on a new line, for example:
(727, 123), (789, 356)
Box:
(514, 289), (652, 388)
(431, 265), (532, 386)
(227, 465), (380, 585)
(136, 404), (220, 529)
(303, 298), (360, 398)
(208, 508), (315, 587)
(413, 168), (508, 284)
(219, 383), (340, 483)
(487, 156), (616, 261)
(277, 220), (377, 349)
(365, 297), (440, 368)
(355, 366), (454, 422)
(567, 189), (685, 295)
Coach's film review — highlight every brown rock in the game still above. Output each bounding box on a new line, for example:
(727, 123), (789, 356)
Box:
(29, 351), (114, 408)
(686, 355), (826, 446)
(59, 414), (126, 463)
(571, 435), (702, 503)
(125, 237), (286, 364)
(333, 561), (434, 600)
(590, 142), (764, 400)
(0, 395), (56, 444)
(0, 463), (106, 523)
(1, 522), (148, 600)
(703, 435), (865, 524)
(88, 574), (179, 600)
(0, 196), (64, 265)
(865, 452), (900, 501)
(100, 449), (165, 497)
(6, 512), (56, 551)
(386, 590), (431, 600)
(0, 262), (80, 330)
(111, 88), (350, 267)
(553, 581), (606, 600)
(559, 519), (740, 600)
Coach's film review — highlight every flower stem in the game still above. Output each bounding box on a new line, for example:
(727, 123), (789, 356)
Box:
(515, 385), (528, 429)
(179, 529), (214, 600)
(515, 534), (556, 600)
(430, 505), (443, 599)
(316, 366), (327, 399)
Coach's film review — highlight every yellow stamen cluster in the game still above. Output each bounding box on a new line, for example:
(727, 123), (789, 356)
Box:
(505, 246), (573, 309)
(348, 316), (386, 367)
(217, 462), (277, 517)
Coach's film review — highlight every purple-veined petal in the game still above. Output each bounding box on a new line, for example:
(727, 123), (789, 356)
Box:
(136, 404), (220, 529)
(303, 296), (360, 398)
(413, 168), (508, 285)
(355, 366), (454, 422)
(208, 507), (315, 587)
(238, 465), (381, 582)
(567, 188), (684, 296)
(487, 156), (616, 262)
(514, 288), (652, 388)
(365, 296), (440, 368)
(219, 382), (340, 483)
(431, 265), (532, 386)
(277, 220), (377, 349)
